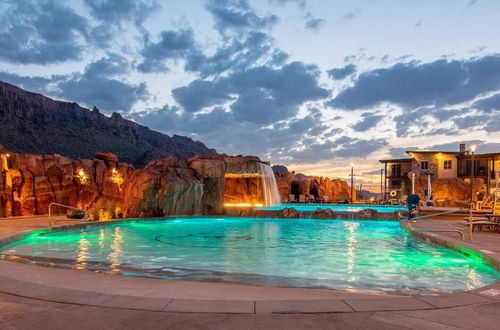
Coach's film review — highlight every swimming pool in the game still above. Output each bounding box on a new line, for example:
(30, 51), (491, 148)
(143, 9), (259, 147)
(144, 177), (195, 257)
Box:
(260, 203), (405, 213)
(0, 217), (497, 294)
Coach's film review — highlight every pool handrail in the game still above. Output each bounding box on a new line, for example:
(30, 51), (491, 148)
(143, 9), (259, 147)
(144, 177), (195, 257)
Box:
(48, 203), (87, 226)
(401, 208), (467, 240)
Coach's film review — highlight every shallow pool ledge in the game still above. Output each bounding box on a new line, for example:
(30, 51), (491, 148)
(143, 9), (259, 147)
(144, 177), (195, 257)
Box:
(401, 220), (500, 272)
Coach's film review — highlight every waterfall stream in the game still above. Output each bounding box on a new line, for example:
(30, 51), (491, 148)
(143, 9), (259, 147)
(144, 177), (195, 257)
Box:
(259, 163), (281, 206)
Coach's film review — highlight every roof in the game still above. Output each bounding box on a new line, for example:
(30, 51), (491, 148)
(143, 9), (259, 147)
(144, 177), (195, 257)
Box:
(405, 150), (460, 155)
(379, 158), (413, 163)
(457, 152), (500, 158)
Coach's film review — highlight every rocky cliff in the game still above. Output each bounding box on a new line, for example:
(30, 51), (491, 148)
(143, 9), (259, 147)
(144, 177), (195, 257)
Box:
(0, 81), (216, 167)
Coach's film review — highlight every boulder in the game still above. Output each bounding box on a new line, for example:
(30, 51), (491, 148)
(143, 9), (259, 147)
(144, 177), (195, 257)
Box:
(279, 207), (300, 218)
(122, 157), (203, 217)
(94, 151), (118, 163)
(312, 208), (335, 219)
(356, 209), (378, 219)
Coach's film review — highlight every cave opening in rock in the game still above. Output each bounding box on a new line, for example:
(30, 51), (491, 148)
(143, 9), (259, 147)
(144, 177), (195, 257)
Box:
(290, 180), (300, 201)
(309, 180), (319, 199)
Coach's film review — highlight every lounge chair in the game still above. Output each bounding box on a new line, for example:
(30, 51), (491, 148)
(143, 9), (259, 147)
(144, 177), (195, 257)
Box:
(468, 200), (500, 232)
(288, 194), (296, 202)
(472, 221), (500, 233)
(298, 194), (306, 203)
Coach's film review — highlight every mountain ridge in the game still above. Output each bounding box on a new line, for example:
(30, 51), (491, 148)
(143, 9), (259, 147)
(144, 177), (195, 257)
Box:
(0, 80), (216, 167)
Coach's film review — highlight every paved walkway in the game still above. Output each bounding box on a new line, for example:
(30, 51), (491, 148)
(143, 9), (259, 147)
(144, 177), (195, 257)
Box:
(0, 216), (499, 329)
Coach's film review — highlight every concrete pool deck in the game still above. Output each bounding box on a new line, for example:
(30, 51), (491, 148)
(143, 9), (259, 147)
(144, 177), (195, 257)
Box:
(0, 215), (499, 329)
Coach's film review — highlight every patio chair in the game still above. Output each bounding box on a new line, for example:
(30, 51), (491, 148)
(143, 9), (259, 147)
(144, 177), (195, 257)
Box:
(469, 200), (500, 232)
(288, 194), (296, 202)
(298, 194), (306, 203)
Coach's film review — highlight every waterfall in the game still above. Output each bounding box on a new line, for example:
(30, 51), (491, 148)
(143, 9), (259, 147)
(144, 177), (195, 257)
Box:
(259, 163), (281, 206)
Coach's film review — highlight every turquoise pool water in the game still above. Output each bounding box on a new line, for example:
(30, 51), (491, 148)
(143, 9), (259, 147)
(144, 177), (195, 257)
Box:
(260, 203), (405, 213)
(0, 217), (497, 294)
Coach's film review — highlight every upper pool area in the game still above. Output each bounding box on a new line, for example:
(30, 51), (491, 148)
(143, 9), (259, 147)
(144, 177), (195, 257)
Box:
(259, 203), (405, 213)
(0, 217), (497, 295)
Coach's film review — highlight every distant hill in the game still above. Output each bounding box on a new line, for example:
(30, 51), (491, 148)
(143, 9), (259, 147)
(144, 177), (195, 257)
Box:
(0, 81), (216, 167)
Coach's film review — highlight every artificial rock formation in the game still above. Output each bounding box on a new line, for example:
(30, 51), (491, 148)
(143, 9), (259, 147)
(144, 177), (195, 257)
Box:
(311, 208), (335, 219)
(273, 165), (356, 202)
(0, 149), (273, 218)
(411, 172), (484, 207)
(0, 147), (357, 219)
(0, 149), (132, 217)
(223, 155), (268, 205)
(122, 156), (203, 218)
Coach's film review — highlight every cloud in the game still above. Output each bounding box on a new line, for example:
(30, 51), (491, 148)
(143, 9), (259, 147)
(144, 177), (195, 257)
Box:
(83, 0), (157, 26)
(173, 61), (329, 123)
(388, 147), (414, 158)
(138, 28), (197, 73)
(334, 138), (387, 158)
(0, 0), (90, 64)
(352, 113), (384, 132)
(185, 31), (288, 78)
(205, 0), (278, 33)
(172, 80), (233, 113)
(0, 72), (54, 92)
(304, 13), (325, 31)
(327, 64), (357, 80)
(130, 105), (332, 161)
(341, 8), (361, 21)
(472, 93), (500, 111)
(270, 0), (306, 7)
(466, 0), (479, 7)
(57, 54), (149, 112)
(427, 140), (500, 154)
(328, 54), (500, 110)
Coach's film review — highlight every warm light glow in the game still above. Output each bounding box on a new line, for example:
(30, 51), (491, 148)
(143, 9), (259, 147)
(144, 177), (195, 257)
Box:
(111, 168), (124, 189)
(77, 168), (88, 184)
(5, 153), (10, 158)
(470, 144), (477, 152)
(224, 203), (264, 208)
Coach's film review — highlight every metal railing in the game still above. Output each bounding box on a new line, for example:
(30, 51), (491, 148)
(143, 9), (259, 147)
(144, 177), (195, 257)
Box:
(48, 203), (87, 226)
(399, 208), (466, 240)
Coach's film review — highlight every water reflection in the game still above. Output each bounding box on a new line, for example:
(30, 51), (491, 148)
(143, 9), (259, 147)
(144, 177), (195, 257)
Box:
(344, 222), (359, 284)
(108, 227), (123, 272)
(75, 232), (89, 270)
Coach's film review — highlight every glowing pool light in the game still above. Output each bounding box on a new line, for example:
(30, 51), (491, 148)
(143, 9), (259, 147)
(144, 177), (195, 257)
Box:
(224, 203), (264, 207)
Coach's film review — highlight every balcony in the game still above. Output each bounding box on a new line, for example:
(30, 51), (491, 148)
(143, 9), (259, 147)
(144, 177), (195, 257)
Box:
(386, 171), (409, 179)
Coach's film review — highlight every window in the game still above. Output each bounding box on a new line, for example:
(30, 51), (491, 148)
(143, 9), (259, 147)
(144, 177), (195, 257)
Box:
(444, 160), (452, 169)
(420, 161), (429, 170)
(391, 164), (401, 177)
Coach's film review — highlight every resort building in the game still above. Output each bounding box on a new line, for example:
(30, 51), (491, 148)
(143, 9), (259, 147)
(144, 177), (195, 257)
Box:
(379, 144), (500, 200)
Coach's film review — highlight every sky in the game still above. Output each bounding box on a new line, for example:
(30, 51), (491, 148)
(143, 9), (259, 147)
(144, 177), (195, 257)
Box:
(1, 0), (500, 188)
